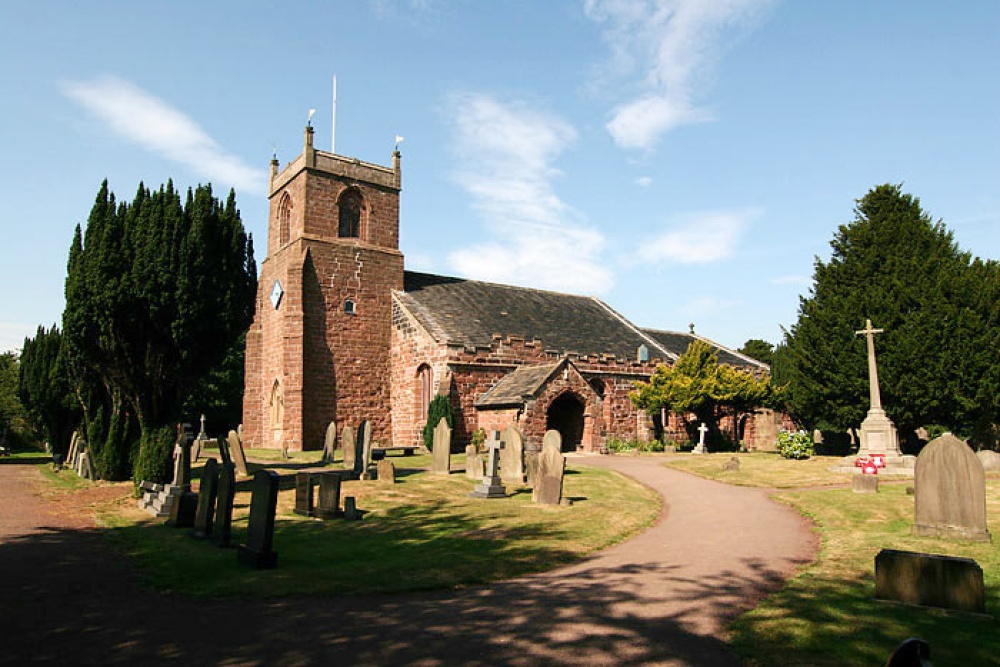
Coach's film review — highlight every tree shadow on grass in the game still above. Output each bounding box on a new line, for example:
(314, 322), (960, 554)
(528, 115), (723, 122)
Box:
(0, 521), (770, 666)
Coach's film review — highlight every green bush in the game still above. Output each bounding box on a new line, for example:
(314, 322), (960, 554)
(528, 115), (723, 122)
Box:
(776, 429), (814, 460)
(133, 425), (175, 486)
(422, 395), (454, 451)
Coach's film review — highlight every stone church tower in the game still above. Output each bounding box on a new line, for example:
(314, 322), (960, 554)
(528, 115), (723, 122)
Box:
(242, 125), (403, 451)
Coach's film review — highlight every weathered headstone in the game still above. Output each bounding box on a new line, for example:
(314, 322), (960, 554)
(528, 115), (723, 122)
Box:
(190, 458), (220, 539)
(167, 424), (198, 527)
(341, 425), (357, 473)
(213, 462), (236, 548)
(354, 421), (373, 478)
(875, 549), (986, 614)
(692, 423), (709, 454)
(322, 421), (338, 464)
(228, 429), (249, 477)
(500, 425), (526, 485)
(533, 430), (566, 505)
(343, 495), (363, 521)
(377, 459), (396, 484)
(852, 471), (879, 493)
(316, 473), (342, 519)
(465, 444), (484, 480)
(431, 417), (452, 475)
(237, 470), (280, 569)
(977, 449), (1000, 472)
(294, 471), (316, 516)
(912, 433), (991, 542)
(469, 431), (506, 499)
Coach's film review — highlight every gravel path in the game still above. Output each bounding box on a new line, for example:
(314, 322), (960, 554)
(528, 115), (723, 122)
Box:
(0, 455), (816, 666)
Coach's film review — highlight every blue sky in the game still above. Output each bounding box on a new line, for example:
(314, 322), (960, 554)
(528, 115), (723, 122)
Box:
(2, 1), (999, 354)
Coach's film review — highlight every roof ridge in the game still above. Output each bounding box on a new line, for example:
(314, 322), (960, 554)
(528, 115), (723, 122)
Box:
(589, 298), (678, 362)
(404, 270), (599, 301)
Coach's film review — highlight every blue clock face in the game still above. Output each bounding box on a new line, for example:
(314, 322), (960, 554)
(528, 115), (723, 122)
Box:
(270, 280), (284, 309)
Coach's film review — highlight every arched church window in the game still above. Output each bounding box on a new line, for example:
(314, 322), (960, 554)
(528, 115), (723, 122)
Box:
(277, 193), (293, 246)
(270, 379), (284, 430)
(338, 188), (364, 239)
(417, 364), (433, 422)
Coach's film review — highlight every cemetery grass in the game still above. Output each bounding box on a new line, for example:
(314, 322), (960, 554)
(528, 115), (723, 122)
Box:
(663, 452), (851, 488)
(729, 478), (1000, 666)
(98, 460), (660, 598)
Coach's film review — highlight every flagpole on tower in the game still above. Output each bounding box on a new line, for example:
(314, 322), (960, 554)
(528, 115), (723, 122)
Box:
(332, 75), (338, 154)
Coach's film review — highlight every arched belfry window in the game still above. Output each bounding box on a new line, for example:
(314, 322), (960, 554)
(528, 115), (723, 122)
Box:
(270, 379), (284, 430)
(277, 193), (293, 246)
(417, 364), (433, 422)
(338, 188), (364, 239)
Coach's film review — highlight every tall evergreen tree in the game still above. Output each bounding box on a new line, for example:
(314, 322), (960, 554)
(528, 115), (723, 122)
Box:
(18, 326), (78, 454)
(62, 180), (256, 481)
(778, 184), (988, 443)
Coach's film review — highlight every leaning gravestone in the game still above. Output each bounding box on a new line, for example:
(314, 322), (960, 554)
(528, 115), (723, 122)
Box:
(977, 449), (1000, 472)
(190, 458), (220, 539)
(167, 424), (198, 527)
(431, 417), (452, 475)
(355, 421), (373, 478)
(377, 459), (396, 484)
(500, 425), (526, 485)
(213, 462), (236, 548)
(913, 433), (991, 542)
(228, 430), (249, 477)
(316, 473), (342, 519)
(341, 425), (357, 473)
(294, 471), (316, 516)
(533, 430), (566, 505)
(238, 470), (280, 569)
(322, 421), (338, 464)
(465, 444), (484, 480)
(875, 548), (986, 614)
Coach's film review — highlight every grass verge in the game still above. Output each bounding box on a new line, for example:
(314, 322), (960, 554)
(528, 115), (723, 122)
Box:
(97, 461), (660, 598)
(663, 452), (853, 488)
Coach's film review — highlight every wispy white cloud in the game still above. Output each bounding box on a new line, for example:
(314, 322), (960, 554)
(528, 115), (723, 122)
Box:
(684, 296), (736, 317)
(584, 0), (774, 150)
(636, 175), (653, 187)
(0, 322), (34, 354)
(770, 274), (811, 286)
(61, 75), (266, 193)
(447, 93), (613, 294)
(638, 207), (759, 264)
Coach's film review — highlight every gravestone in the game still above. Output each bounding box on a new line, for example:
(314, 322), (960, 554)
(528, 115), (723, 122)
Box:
(977, 449), (1000, 472)
(852, 471), (879, 493)
(500, 425), (526, 484)
(377, 459), (396, 484)
(213, 462), (236, 548)
(217, 433), (233, 466)
(465, 444), (484, 480)
(469, 431), (506, 499)
(533, 430), (566, 505)
(343, 496), (363, 521)
(294, 471), (316, 516)
(875, 549), (986, 614)
(190, 458), (220, 539)
(167, 424), (198, 527)
(316, 473), (342, 519)
(228, 430), (249, 477)
(322, 421), (338, 464)
(431, 417), (452, 475)
(354, 421), (373, 478)
(692, 423), (709, 454)
(341, 425), (357, 473)
(912, 433), (991, 542)
(237, 470), (280, 569)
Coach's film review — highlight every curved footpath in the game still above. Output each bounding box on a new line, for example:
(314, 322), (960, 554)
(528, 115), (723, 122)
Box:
(0, 455), (816, 666)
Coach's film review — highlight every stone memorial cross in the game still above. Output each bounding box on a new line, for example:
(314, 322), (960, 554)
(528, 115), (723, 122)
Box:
(469, 431), (506, 498)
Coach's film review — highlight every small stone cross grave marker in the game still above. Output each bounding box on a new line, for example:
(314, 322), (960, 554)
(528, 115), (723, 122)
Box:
(692, 423), (709, 454)
(469, 431), (507, 499)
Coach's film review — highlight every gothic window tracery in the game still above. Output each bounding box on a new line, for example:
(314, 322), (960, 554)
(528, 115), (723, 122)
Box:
(338, 188), (364, 239)
(277, 193), (293, 246)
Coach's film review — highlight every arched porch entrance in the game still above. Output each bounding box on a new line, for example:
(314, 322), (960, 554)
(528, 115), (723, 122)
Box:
(546, 393), (585, 453)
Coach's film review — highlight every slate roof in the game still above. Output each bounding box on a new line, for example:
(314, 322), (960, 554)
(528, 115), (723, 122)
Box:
(397, 271), (765, 370)
(475, 361), (564, 408)
(641, 328), (767, 370)
(399, 272), (670, 361)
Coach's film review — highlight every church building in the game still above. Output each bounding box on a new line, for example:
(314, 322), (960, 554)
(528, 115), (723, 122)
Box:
(242, 126), (768, 454)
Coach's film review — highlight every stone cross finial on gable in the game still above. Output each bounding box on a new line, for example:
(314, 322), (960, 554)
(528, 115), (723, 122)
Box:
(855, 318), (885, 411)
